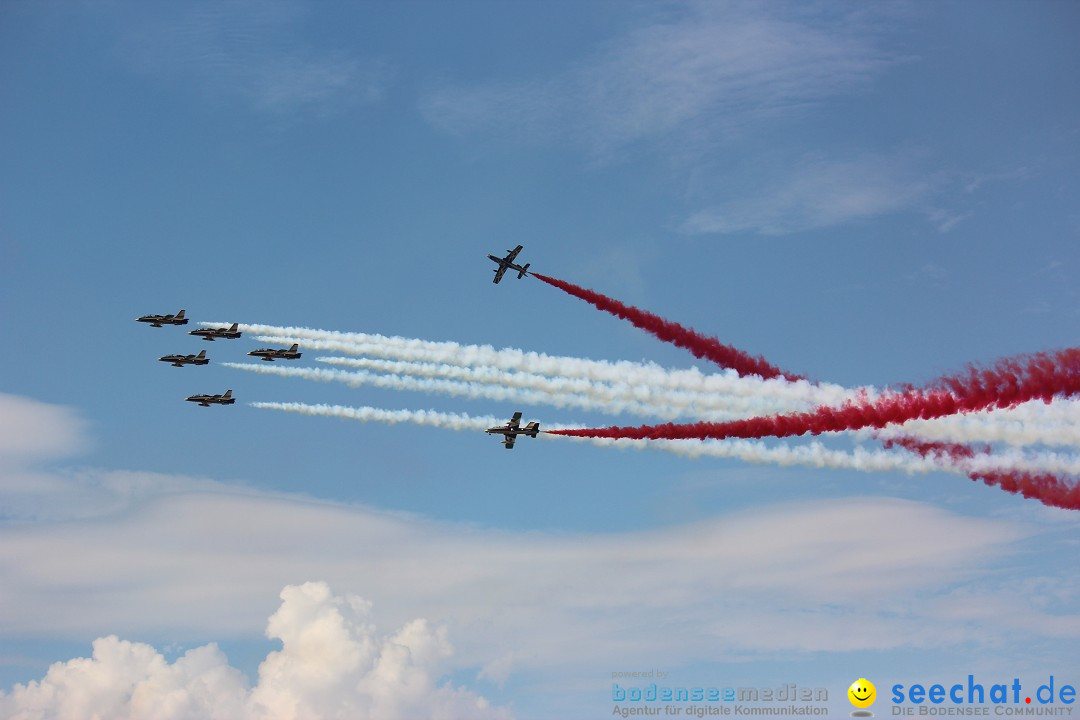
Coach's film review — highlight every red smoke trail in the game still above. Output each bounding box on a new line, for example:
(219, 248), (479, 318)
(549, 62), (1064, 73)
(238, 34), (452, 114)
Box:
(880, 437), (989, 461)
(548, 348), (1080, 441)
(533, 270), (1080, 508)
(887, 437), (1080, 511)
(967, 469), (1080, 511)
(531, 272), (802, 382)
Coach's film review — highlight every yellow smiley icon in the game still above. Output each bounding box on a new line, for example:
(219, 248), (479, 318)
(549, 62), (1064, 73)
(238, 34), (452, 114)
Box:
(848, 678), (876, 708)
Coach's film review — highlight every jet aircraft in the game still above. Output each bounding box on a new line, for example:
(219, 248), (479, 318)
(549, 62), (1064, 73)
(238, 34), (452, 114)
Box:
(159, 349), (209, 367)
(488, 245), (530, 284)
(136, 309), (187, 327)
(185, 389), (234, 407)
(485, 411), (540, 449)
(189, 323), (241, 341)
(248, 343), (301, 362)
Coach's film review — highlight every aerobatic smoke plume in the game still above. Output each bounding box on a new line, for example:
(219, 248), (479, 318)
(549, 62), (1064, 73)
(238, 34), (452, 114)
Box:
(234, 329), (846, 405)
(887, 437), (1080, 511)
(316, 356), (800, 420)
(250, 401), (946, 474)
(966, 469), (1080, 511)
(251, 402), (1078, 477)
(869, 399), (1080, 448)
(229, 363), (744, 419)
(530, 273), (802, 382)
(549, 349), (1080, 441)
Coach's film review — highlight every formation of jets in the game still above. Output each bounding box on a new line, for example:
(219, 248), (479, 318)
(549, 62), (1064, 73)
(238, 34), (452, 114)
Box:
(189, 323), (242, 341)
(138, 313), (247, 408)
(248, 343), (301, 361)
(489, 245), (531, 284)
(486, 411), (541, 449)
(136, 309), (188, 327)
(159, 349), (208, 367)
(138, 246), (542, 442)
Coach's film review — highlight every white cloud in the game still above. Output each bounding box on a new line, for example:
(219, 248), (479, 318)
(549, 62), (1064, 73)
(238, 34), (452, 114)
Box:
(421, 2), (894, 154)
(2, 391), (1077, 707)
(0, 482), (1065, 670)
(0, 392), (88, 465)
(0, 581), (510, 720)
(682, 152), (938, 236)
(120, 0), (388, 116)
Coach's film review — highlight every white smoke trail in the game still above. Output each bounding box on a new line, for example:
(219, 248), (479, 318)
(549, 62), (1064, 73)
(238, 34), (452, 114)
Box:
(872, 399), (1080, 448)
(198, 321), (853, 407)
(251, 401), (1080, 476)
(248, 401), (956, 475)
(250, 402), (502, 431)
(212, 322), (1079, 450)
(315, 356), (793, 419)
(225, 362), (740, 419)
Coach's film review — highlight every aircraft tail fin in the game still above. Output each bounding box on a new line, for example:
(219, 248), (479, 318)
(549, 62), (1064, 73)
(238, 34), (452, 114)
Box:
(289, 344), (298, 353)
(524, 422), (539, 437)
(223, 389), (233, 399)
(518, 263), (530, 278)
(196, 350), (206, 358)
(176, 310), (186, 319)
(229, 323), (238, 332)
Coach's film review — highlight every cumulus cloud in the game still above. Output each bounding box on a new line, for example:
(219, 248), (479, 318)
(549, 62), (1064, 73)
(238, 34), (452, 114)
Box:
(0, 582), (510, 720)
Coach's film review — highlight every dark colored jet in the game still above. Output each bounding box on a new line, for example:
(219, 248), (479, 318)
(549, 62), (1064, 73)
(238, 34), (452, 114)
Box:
(159, 349), (209, 367)
(248, 343), (301, 362)
(189, 323), (241, 341)
(485, 411), (540, 449)
(185, 389), (234, 407)
(136, 309), (188, 327)
(488, 245), (530, 284)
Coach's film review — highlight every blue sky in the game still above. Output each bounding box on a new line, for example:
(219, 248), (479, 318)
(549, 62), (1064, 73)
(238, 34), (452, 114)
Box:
(1, 1), (1078, 718)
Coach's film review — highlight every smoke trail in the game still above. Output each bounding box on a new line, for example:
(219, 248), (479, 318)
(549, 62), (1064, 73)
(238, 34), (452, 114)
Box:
(266, 334), (1078, 447)
(250, 402), (501, 430)
(201, 320), (845, 405)
(966, 469), (1080, 511)
(225, 362), (746, 419)
(244, 330), (845, 405)
(316, 356), (805, 419)
(869, 399), (1080, 448)
(549, 348), (1080, 441)
(530, 273), (802, 381)
(238, 329), (1077, 448)
(214, 324), (1080, 448)
(250, 401), (1079, 477)
(883, 436), (1080, 511)
(249, 401), (943, 474)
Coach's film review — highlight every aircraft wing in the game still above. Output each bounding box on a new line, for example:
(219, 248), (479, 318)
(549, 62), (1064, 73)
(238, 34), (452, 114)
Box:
(503, 434), (516, 449)
(493, 265), (508, 284)
(505, 245), (522, 262)
(508, 411), (522, 430)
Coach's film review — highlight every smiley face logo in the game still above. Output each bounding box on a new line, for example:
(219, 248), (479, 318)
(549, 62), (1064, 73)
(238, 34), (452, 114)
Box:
(848, 678), (876, 708)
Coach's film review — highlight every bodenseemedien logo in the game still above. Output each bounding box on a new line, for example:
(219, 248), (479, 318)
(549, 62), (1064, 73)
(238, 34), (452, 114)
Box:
(848, 678), (876, 717)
